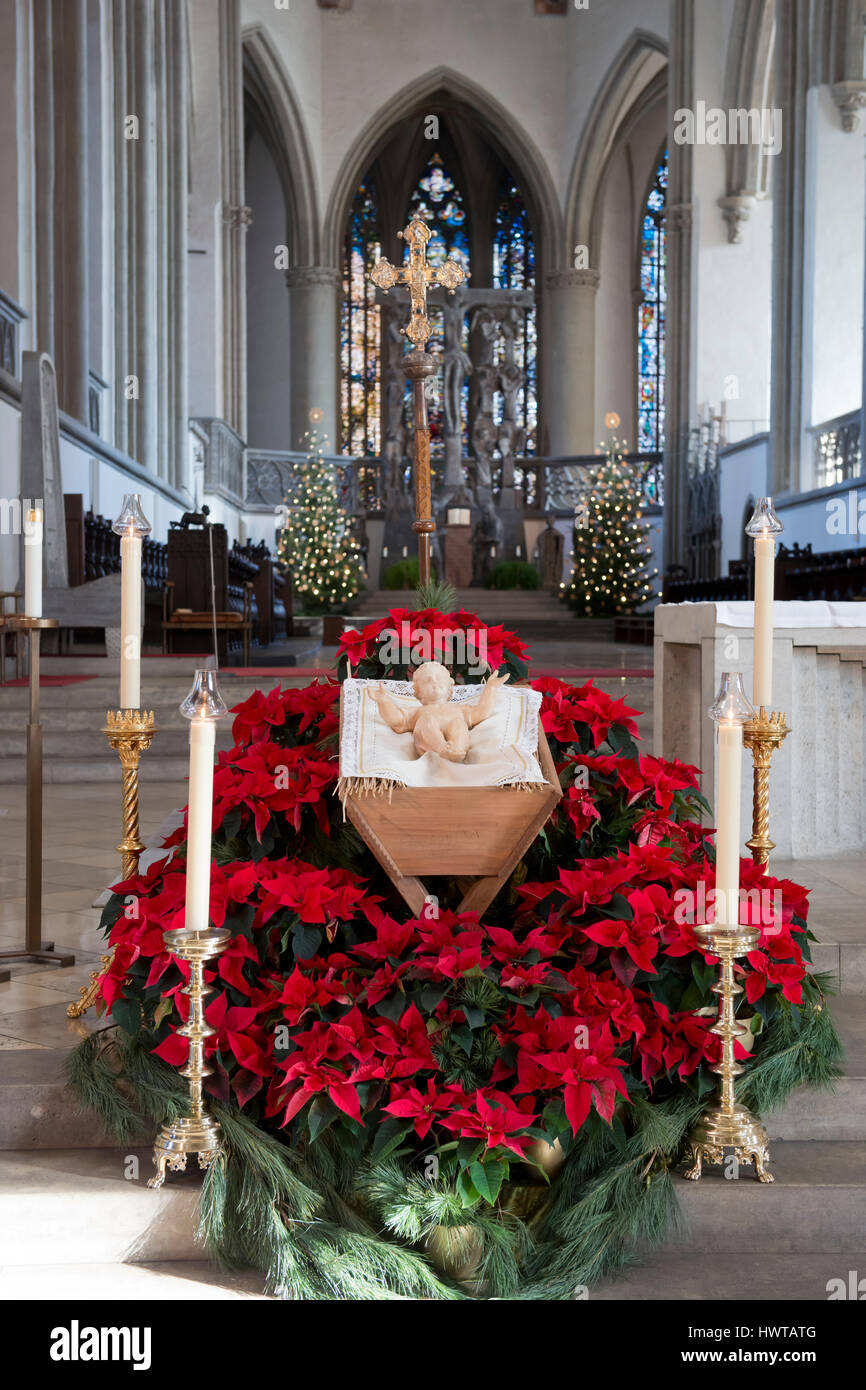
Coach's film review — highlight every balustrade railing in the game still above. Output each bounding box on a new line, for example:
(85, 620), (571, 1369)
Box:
(811, 410), (862, 489)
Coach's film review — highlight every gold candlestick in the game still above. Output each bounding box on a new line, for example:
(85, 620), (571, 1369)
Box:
(148, 925), (231, 1189)
(67, 708), (157, 1019)
(742, 707), (790, 868)
(683, 922), (773, 1182)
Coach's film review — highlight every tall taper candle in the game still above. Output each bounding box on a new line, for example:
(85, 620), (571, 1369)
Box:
(185, 714), (216, 933)
(752, 533), (775, 709)
(715, 721), (743, 927)
(119, 525), (142, 710)
(24, 507), (43, 619)
(746, 498), (783, 711)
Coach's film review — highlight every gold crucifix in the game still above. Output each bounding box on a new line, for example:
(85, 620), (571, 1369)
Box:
(370, 215), (466, 585)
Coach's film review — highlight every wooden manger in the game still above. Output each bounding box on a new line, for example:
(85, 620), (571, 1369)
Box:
(339, 689), (562, 918)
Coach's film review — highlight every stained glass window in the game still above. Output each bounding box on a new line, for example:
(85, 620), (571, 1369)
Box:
(341, 179), (381, 456)
(407, 153), (469, 271)
(637, 150), (667, 452)
(400, 155), (470, 461)
(493, 175), (537, 457)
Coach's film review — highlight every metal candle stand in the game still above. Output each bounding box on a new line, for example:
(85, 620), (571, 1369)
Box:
(67, 709), (158, 1019)
(0, 615), (75, 980)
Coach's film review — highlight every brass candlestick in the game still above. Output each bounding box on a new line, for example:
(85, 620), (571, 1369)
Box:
(67, 708), (157, 1019)
(0, 615), (75, 980)
(742, 707), (790, 867)
(148, 925), (231, 1189)
(683, 922), (773, 1182)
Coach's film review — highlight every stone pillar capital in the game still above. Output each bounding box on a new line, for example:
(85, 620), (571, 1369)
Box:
(284, 265), (341, 290)
(717, 193), (756, 245)
(544, 267), (600, 293)
(831, 80), (866, 133)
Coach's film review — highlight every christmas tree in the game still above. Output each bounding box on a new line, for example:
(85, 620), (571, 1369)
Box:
(565, 437), (658, 615)
(277, 425), (361, 612)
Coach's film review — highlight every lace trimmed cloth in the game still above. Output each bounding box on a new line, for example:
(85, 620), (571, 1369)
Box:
(338, 678), (547, 798)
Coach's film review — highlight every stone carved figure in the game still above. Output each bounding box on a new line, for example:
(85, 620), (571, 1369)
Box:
(369, 660), (510, 763)
(536, 515), (564, 591)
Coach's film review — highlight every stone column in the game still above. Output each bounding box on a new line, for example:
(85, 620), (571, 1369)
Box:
(51, 0), (90, 424)
(220, 0), (247, 441)
(114, 0), (158, 474)
(663, 0), (696, 574)
(32, 0), (55, 365)
(285, 267), (341, 450)
(769, 0), (810, 496)
(541, 269), (599, 455)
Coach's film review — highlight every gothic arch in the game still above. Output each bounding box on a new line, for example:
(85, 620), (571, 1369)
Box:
(718, 0), (775, 241)
(565, 29), (668, 267)
(322, 65), (563, 272)
(242, 24), (319, 266)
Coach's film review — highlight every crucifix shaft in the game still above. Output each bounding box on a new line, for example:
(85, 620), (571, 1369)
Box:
(370, 215), (466, 587)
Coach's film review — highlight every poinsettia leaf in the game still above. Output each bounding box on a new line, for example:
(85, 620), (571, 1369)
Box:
(691, 957), (716, 995)
(371, 1116), (413, 1163)
(99, 892), (126, 935)
(469, 1158), (507, 1205)
(307, 1094), (340, 1142)
(225, 903), (256, 942)
(462, 1006), (484, 1029)
(373, 993), (406, 1023)
(110, 996), (141, 1037)
(456, 1167), (481, 1209)
(606, 894), (635, 921)
(419, 984), (450, 1011)
(609, 948), (639, 988)
(451, 1024), (474, 1056)
(606, 725), (639, 760)
(292, 923), (322, 961)
(153, 997), (174, 1028)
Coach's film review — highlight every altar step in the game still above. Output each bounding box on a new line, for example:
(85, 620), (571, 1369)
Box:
(353, 589), (603, 643)
(0, 673), (265, 782)
(0, 998), (862, 1154)
(594, 1250), (866, 1301)
(0, 1261), (269, 1300)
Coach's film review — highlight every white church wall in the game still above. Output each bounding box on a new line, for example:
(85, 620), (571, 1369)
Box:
(718, 433), (769, 571)
(803, 84), (865, 432)
(0, 1), (21, 308)
(595, 147), (635, 445)
(776, 480), (866, 554)
(691, 0), (772, 441)
(245, 129), (293, 451)
(241, 0), (323, 212)
(187, 0), (228, 424)
(0, 397), (22, 596)
(313, 0), (568, 227)
(561, 0), (669, 209)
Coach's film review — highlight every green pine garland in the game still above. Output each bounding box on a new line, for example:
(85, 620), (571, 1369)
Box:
(65, 991), (841, 1300)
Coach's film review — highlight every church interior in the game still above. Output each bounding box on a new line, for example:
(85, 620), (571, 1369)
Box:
(0, 0), (864, 1325)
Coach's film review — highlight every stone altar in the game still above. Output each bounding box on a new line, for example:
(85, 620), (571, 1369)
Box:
(654, 601), (866, 858)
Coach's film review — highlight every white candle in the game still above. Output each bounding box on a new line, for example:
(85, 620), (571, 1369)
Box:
(185, 715), (216, 932)
(752, 532), (775, 709)
(120, 527), (142, 709)
(515, 544), (522, 558)
(24, 507), (43, 619)
(715, 721), (743, 928)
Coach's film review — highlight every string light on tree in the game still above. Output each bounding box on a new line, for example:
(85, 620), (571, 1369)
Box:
(276, 413), (361, 613)
(566, 434), (658, 616)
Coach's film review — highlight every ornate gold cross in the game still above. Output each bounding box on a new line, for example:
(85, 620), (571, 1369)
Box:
(369, 216), (466, 586)
(370, 215), (465, 348)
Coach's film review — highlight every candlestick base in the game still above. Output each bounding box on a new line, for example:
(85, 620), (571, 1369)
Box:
(147, 926), (231, 1190)
(742, 707), (790, 868)
(683, 922), (773, 1184)
(147, 1113), (225, 1190)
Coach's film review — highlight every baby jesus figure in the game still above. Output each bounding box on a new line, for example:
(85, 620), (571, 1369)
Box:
(368, 661), (510, 762)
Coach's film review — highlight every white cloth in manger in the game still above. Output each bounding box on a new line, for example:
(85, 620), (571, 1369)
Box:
(338, 677), (546, 793)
